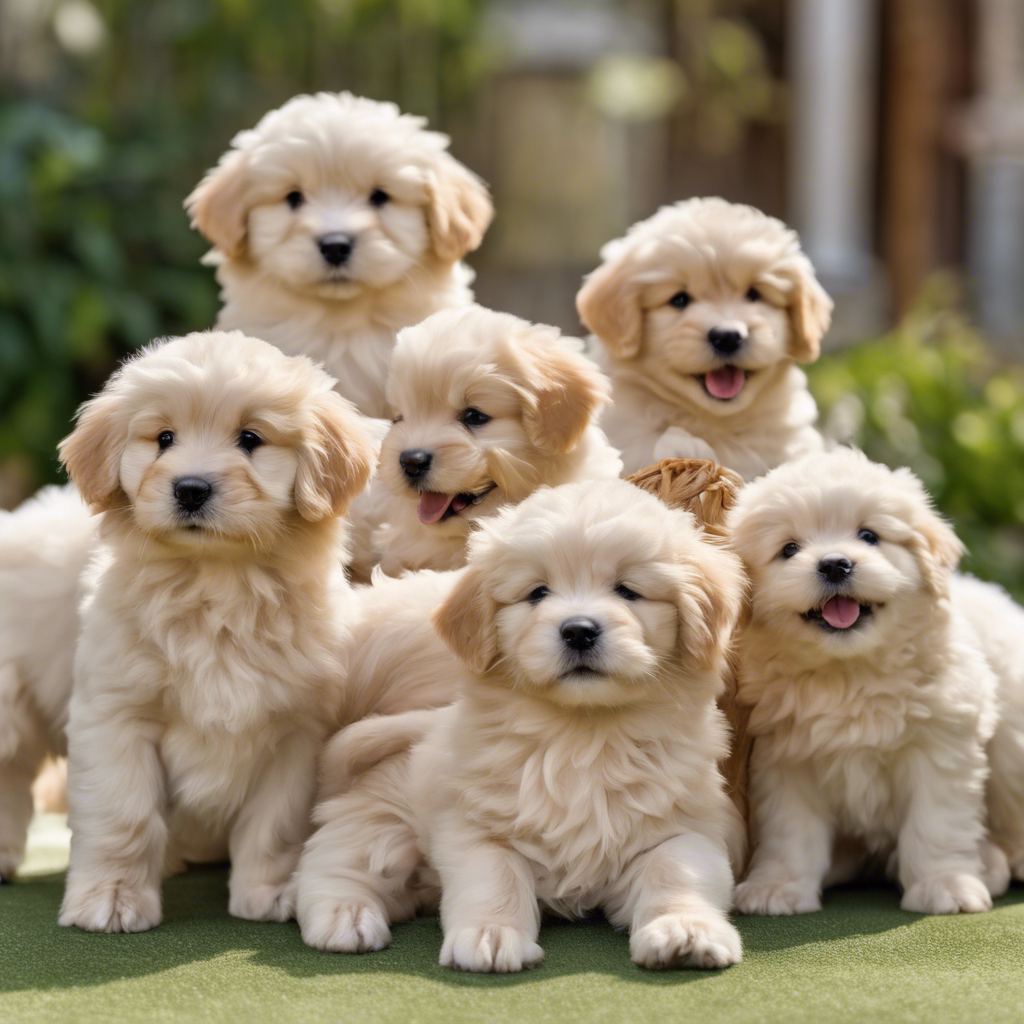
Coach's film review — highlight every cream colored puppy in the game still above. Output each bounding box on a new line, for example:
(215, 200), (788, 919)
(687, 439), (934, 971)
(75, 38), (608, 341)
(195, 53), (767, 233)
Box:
(372, 305), (622, 575)
(728, 448), (1024, 916)
(186, 91), (492, 419)
(57, 331), (377, 933)
(577, 197), (833, 480)
(297, 480), (746, 972)
(0, 485), (96, 878)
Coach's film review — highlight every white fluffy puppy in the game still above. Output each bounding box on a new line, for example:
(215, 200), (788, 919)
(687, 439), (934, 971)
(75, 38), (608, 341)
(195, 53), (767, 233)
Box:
(728, 448), (1024, 916)
(57, 330), (377, 933)
(186, 91), (493, 419)
(372, 305), (622, 575)
(577, 197), (833, 480)
(297, 480), (746, 972)
(0, 486), (96, 879)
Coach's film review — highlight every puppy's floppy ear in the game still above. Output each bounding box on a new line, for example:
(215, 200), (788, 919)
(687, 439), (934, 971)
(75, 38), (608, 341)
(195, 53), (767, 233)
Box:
(783, 258), (833, 362)
(510, 329), (612, 455)
(294, 392), (378, 521)
(909, 509), (964, 597)
(576, 255), (644, 359)
(425, 154), (493, 263)
(59, 390), (129, 513)
(432, 568), (498, 674)
(184, 150), (252, 258)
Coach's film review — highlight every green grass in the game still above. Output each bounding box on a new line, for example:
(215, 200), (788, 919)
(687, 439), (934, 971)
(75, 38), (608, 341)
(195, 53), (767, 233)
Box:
(3, 817), (1023, 1024)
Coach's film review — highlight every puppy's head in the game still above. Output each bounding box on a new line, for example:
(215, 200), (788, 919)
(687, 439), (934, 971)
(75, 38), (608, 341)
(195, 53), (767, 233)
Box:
(433, 479), (745, 709)
(185, 92), (492, 300)
(728, 448), (963, 660)
(577, 197), (832, 417)
(380, 306), (611, 536)
(59, 331), (376, 554)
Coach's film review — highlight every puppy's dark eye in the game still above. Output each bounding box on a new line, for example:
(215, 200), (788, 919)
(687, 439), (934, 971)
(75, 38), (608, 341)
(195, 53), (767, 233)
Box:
(780, 542), (800, 559)
(526, 585), (549, 605)
(746, 287), (762, 302)
(369, 188), (390, 208)
(238, 429), (263, 455)
(285, 190), (304, 210)
(391, 414), (404, 425)
(668, 291), (691, 310)
(157, 431), (174, 451)
(459, 408), (491, 428)
(615, 584), (641, 601)
(858, 529), (879, 546)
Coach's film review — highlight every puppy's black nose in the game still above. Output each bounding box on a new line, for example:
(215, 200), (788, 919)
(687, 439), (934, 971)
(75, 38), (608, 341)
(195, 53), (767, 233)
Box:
(707, 327), (745, 355)
(174, 477), (212, 513)
(560, 618), (601, 652)
(818, 556), (853, 584)
(399, 449), (432, 480)
(318, 233), (354, 267)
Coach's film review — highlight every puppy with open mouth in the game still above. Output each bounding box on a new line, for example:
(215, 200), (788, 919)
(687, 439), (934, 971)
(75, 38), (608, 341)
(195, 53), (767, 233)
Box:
(728, 447), (1024, 916)
(371, 305), (622, 575)
(296, 480), (746, 972)
(186, 92), (493, 419)
(577, 197), (833, 481)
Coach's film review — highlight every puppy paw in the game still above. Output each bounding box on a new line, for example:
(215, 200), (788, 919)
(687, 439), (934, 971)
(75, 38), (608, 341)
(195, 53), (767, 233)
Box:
(980, 842), (1011, 898)
(735, 878), (821, 915)
(300, 900), (391, 952)
(901, 872), (992, 914)
(440, 925), (544, 973)
(229, 878), (295, 922)
(59, 880), (162, 933)
(630, 912), (742, 970)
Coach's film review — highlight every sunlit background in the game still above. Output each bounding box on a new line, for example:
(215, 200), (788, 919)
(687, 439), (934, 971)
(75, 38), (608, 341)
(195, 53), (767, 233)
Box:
(2, 0), (1023, 594)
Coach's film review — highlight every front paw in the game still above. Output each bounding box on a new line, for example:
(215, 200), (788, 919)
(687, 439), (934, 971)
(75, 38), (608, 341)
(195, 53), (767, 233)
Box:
(59, 878), (162, 933)
(735, 877), (821, 915)
(229, 878), (296, 922)
(901, 872), (992, 914)
(300, 900), (391, 952)
(440, 924), (544, 973)
(631, 911), (742, 970)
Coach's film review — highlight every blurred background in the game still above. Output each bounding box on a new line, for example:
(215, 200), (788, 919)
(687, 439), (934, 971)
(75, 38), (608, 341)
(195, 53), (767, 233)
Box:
(2, 0), (1023, 594)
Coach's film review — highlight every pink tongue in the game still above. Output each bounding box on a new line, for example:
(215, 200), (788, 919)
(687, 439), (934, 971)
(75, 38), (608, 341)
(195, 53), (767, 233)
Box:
(704, 366), (746, 400)
(417, 492), (455, 525)
(821, 596), (861, 630)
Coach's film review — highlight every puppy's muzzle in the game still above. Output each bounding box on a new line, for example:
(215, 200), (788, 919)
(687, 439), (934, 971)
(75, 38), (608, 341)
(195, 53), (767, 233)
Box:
(174, 477), (212, 515)
(818, 556), (854, 585)
(707, 326), (746, 356)
(399, 448), (432, 482)
(560, 617), (601, 652)
(318, 233), (354, 268)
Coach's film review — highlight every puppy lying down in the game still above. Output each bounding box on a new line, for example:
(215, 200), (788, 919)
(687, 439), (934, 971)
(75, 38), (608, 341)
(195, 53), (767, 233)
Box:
(56, 330), (381, 932)
(728, 448), (1024, 915)
(371, 305), (622, 575)
(297, 480), (746, 971)
(577, 197), (833, 481)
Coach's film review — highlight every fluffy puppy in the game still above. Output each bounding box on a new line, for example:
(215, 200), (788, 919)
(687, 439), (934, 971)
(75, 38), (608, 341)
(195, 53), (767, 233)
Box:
(297, 480), (746, 972)
(372, 305), (622, 575)
(0, 485), (97, 879)
(728, 448), (1024, 915)
(186, 91), (493, 419)
(57, 330), (377, 933)
(577, 197), (833, 480)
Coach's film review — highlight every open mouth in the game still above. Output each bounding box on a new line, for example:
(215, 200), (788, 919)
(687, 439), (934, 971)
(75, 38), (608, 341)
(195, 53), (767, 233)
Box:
(697, 366), (747, 401)
(802, 596), (876, 633)
(416, 484), (497, 525)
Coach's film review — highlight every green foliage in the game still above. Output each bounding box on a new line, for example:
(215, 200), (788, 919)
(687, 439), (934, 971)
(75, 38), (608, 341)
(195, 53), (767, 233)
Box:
(808, 294), (1024, 599)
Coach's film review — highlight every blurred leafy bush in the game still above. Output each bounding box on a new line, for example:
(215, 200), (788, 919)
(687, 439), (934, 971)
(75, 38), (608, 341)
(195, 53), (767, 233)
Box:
(808, 289), (1024, 600)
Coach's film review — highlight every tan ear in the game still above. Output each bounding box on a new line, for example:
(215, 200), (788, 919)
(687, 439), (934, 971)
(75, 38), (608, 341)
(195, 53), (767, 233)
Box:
(294, 393), (378, 521)
(576, 257), (644, 359)
(785, 259), (833, 362)
(512, 332), (612, 455)
(184, 149), (252, 258)
(58, 391), (128, 513)
(432, 568), (498, 674)
(677, 540), (746, 671)
(426, 155), (493, 263)
(911, 512), (964, 596)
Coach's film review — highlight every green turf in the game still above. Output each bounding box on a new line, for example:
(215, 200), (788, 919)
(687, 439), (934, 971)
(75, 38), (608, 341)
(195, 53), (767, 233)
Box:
(3, 816), (1023, 1024)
